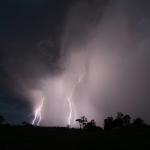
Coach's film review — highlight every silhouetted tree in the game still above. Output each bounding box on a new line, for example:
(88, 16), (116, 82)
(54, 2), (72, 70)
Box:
(104, 117), (113, 130)
(76, 116), (88, 129)
(114, 112), (124, 128)
(116, 112), (124, 119)
(90, 120), (96, 126)
(133, 118), (145, 127)
(85, 119), (97, 130)
(76, 119), (82, 129)
(104, 112), (147, 130)
(104, 113), (132, 130)
(123, 114), (131, 127)
(81, 116), (88, 128)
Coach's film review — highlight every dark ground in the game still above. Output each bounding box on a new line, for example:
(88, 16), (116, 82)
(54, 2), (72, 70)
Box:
(0, 126), (150, 150)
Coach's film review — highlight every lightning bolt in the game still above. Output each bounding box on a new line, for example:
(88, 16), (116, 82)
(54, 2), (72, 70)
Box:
(67, 74), (84, 126)
(32, 95), (44, 126)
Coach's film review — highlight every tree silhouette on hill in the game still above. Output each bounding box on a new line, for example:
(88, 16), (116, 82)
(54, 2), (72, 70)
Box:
(104, 112), (147, 130)
(76, 116), (99, 130)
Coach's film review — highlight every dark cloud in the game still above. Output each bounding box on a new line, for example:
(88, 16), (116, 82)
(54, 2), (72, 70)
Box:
(0, 0), (73, 123)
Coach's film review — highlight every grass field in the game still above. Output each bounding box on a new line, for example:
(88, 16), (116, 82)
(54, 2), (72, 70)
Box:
(0, 126), (150, 150)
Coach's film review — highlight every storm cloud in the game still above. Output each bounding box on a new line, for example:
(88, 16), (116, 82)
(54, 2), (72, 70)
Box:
(0, 0), (150, 126)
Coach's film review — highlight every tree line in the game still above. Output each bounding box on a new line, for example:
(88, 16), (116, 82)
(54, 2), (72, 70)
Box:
(76, 112), (146, 130)
(0, 112), (148, 130)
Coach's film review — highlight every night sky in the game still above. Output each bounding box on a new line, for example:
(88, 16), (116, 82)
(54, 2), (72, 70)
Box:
(0, 0), (150, 126)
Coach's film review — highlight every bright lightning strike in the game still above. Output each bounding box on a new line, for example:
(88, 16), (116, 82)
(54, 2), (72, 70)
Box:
(67, 74), (84, 126)
(32, 95), (44, 126)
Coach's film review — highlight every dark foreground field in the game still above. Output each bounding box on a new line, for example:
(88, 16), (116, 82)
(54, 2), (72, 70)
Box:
(0, 126), (150, 150)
